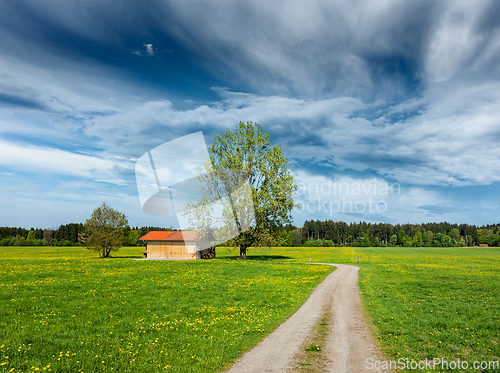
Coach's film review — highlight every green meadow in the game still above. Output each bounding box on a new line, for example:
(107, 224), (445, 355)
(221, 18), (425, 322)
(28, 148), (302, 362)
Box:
(221, 246), (500, 372)
(357, 247), (500, 372)
(0, 247), (332, 372)
(1, 246), (499, 372)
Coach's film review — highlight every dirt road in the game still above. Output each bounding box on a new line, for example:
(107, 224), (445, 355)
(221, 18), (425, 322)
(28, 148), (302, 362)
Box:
(226, 264), (386, 373)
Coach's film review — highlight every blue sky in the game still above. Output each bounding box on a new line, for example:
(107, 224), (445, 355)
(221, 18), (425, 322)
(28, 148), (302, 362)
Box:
(1, 0), (500, 229)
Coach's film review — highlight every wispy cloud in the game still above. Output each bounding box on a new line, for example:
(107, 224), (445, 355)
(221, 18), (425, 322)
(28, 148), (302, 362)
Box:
(0, 0), (499, 227)
(0, 140), (117, 178)
(84, 83), (500, 187)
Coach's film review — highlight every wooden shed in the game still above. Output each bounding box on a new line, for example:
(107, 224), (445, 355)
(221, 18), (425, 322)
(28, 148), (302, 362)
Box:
(139, 231), (213, 259)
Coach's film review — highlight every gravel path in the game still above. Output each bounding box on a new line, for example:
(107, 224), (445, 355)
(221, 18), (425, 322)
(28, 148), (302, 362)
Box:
(225, 263), (387, 373)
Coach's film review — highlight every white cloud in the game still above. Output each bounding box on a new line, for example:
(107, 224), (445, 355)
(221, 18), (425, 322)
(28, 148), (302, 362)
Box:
(291, 170), (452, 224)
(143, 43), (155, 56)
(0, 182), (178, 228)
(0, 57), (121, 115)
(85, 81), (500, 187)
(425, 0), (500, 83)
(84, 90), (365, 153)
(0, 140), (117, 178)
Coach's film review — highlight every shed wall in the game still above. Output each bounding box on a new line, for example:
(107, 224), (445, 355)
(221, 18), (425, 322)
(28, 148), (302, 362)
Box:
(146, 240), (199, 259)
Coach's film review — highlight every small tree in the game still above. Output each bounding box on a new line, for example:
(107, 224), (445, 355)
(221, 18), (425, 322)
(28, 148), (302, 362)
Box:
(398, 230), (407, 246)
(291, 229), (304, 247)
(390, 234), (398, 246)
(413, 231), (423, 247)
(43, 229), (52, 246)
(128, 230), (139, 246)
(449, 228), (460, 242)
(27, 230), (36, 241)
(84, 202), (128, 258)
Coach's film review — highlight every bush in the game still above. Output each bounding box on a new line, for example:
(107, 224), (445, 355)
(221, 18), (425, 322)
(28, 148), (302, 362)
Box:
(352, 237), (371, 247)
(0, 238), (11, 246)
(303, 239), (323, 247)
(302, 239), (334, 247)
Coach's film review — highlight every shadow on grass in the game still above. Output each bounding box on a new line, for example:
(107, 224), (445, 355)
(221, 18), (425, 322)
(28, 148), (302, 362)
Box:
(219, 255), (293, 261)
(89, 255), (145, 259)
(111, 255), (144, 259)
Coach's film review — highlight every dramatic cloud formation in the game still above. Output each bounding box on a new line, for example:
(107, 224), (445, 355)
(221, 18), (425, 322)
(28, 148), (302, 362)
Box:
(0, 0), (499, 227)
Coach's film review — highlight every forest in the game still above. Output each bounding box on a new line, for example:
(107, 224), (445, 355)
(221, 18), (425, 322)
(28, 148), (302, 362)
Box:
(281, 220), (500, 247)
(0, 225), (175, 247)
(1, 220), (499, 248)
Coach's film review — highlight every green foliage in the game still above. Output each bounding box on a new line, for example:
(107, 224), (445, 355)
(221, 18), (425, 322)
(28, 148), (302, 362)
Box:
(84, 202), (128, 258)
(0, 238), (11, 246)
(299, 220), (488, 247)
(398, 230), (407, 246)
(290, 229), (304, 247)
(193, 121), (299, 258)
(278, 230), (292, 247)
(352, 236), (371, 247)
(302, 240), (322, 247)
(413, 231), (422, 246)
(423, 230), (434, 246)
(27, 230), (36, 241)
(0, 226), (171, 247)
(302, 239), (334, 247)
(390, 235), (398, 246)
(252, 229), (281, 247)
(449, 228), (460, 242)
(43, 228), (52, 246)
(433, 233), (455, 247)
(128, 230), (139, 246)
(488, 234), (500, 246)
(54, 223), (84, 245)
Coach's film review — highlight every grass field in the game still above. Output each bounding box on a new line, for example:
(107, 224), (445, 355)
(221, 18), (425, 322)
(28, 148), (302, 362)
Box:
(1, 246), (499, 372)
(358, 247), (500, 372)
(221, 246), (500, 372)
(0, 246), (333, 372)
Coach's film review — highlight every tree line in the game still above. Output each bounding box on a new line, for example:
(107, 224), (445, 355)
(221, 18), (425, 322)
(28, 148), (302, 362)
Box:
(0, 224), (175, 247)
(1, 219), (499, 248)
(277, 220), (500, 247)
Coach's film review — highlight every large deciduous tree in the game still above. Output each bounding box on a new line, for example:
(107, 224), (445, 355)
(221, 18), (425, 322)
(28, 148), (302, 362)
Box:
(187, 121), (298, 259)
(84, 202), (128, 258)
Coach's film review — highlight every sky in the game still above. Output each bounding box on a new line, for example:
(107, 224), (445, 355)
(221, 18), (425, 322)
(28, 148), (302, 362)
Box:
(1, 0), (500, 229)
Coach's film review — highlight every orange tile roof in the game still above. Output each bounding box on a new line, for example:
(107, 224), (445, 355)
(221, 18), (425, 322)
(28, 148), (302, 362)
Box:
(139, 231), (198, 241)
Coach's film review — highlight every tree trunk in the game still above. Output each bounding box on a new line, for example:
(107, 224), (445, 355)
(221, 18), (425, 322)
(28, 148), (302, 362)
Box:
(239, 244), (247, 259)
